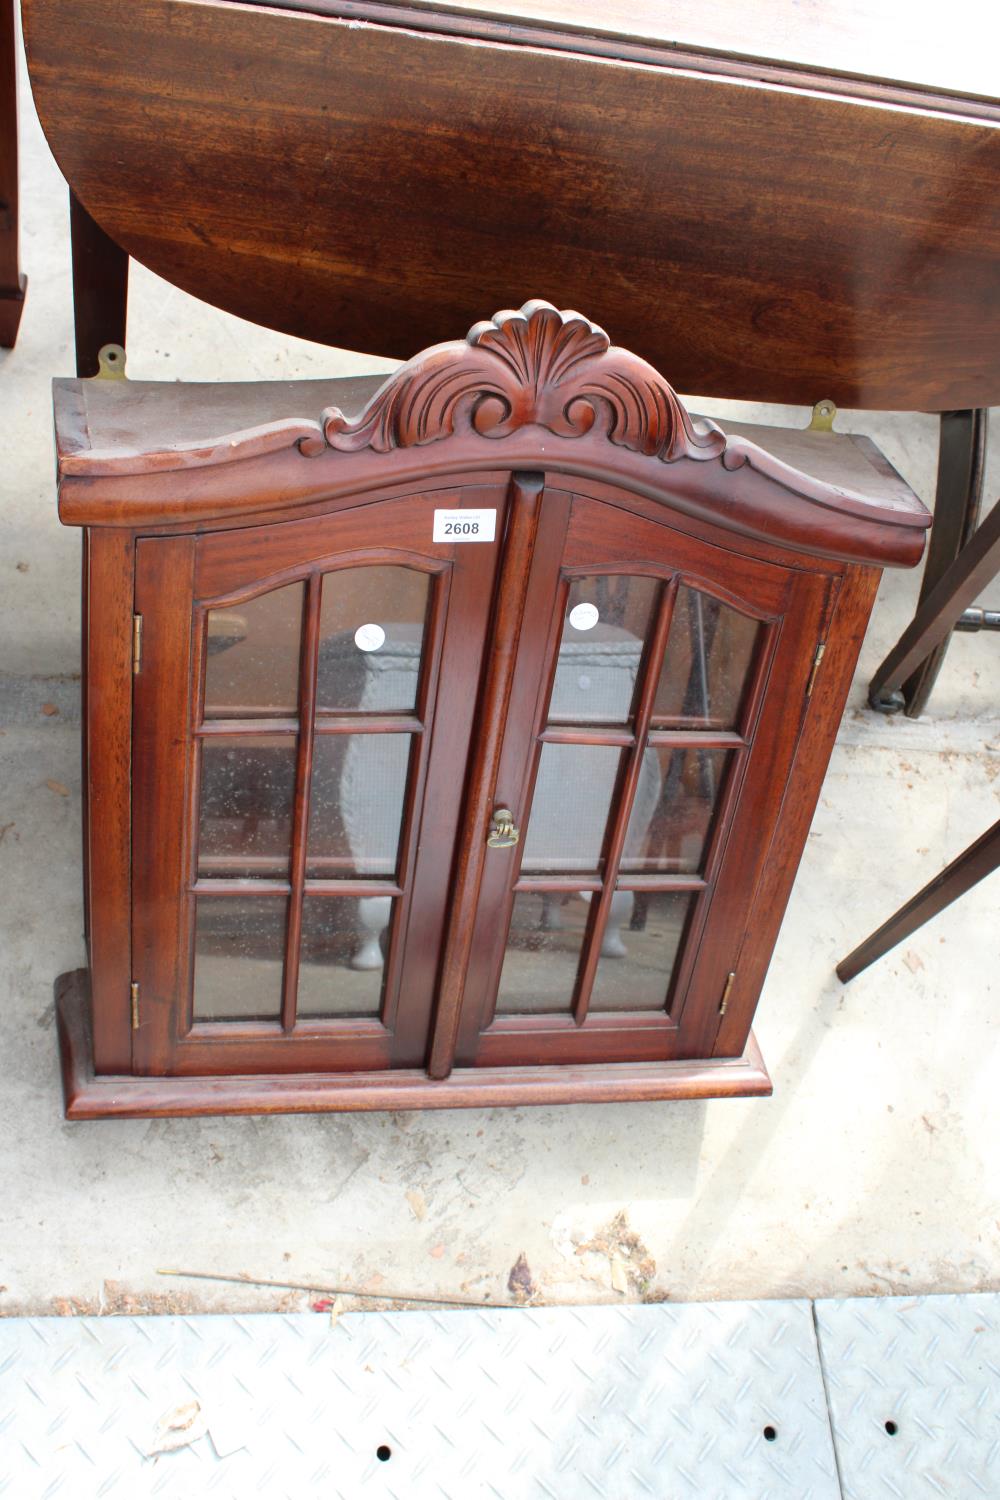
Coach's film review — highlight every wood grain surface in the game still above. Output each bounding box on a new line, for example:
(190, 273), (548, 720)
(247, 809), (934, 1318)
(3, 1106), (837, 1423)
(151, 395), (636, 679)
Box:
(23, 0), (1000, 408)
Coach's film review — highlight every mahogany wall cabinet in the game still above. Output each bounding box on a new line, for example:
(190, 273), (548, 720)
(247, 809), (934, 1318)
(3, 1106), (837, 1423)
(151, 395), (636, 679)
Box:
(52, 303), (928, 1118)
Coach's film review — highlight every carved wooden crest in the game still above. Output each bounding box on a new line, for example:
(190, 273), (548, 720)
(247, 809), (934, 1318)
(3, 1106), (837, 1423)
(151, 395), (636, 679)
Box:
(319, 300), (725, 463)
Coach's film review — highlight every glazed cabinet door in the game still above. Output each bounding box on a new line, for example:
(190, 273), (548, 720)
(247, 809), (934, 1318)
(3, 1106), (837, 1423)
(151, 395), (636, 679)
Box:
(131, 482), (508, 1076)
(448, 482), (834, 1070)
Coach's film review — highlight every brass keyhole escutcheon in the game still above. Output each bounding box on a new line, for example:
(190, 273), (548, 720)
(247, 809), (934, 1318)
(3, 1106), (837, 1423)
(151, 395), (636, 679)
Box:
(487, 807), (520, 849)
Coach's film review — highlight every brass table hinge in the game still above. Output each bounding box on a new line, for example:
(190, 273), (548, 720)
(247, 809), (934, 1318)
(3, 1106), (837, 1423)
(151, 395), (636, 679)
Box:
(806, 641), (826, 698)
(95, 343), (127, 381)
(130, 982), (140, 1030)
(808, 399), (837, 432)
(132, 614), (143, 675)
(719, 971), (736, 1016)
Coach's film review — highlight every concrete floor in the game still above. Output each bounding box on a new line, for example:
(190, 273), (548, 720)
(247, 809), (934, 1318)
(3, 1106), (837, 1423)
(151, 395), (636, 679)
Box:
(2, 52), (999, 1318)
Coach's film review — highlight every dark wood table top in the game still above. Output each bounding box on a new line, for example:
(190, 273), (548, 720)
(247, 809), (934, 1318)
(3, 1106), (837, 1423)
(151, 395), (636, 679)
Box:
(23, 0), (1000, 409)
(253, 0), (1000, 105)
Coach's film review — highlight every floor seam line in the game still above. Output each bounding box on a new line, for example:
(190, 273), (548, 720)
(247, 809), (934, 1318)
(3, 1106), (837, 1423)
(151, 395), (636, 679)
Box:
(811, 1299), (847, 1500)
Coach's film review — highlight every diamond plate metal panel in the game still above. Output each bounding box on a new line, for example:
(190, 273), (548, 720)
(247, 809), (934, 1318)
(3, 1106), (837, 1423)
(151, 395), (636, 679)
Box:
(0, 1301), (839, 1499)
(816, 1292), (1000, 1500)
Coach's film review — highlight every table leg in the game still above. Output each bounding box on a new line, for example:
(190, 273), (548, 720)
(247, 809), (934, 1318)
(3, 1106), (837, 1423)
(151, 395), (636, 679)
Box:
(867, 482), (1000, 710)
(870, 409), (988, 714)
(0, 0), (27, 348)
(837, 818), (1000, 981)
(70, 189), (128, 377)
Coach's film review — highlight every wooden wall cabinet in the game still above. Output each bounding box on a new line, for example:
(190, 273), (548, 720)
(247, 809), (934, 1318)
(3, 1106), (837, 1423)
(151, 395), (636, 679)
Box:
(53, 304), (928, 1118)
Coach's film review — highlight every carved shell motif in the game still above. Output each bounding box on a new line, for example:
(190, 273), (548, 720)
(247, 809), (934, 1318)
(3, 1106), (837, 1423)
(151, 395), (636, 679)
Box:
(320, 300), (725, 463)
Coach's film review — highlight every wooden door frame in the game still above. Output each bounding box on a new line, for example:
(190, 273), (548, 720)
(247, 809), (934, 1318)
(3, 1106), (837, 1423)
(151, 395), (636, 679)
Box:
(446, 480), (836, 1072)
(131, 482), (510, 1077)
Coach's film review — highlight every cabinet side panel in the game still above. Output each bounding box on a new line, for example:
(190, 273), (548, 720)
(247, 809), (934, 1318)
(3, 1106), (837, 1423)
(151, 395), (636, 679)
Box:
(85, 528), (135, 1073)
(715, 563), (881, 1057)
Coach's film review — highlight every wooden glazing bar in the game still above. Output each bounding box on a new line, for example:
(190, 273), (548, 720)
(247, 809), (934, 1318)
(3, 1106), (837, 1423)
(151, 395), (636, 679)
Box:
(649, 715), (743, 732)
(303, 880), (404, 898)
(613, 873), (707, 893)
(538, 725), (635, 747)
(646, 728), (746, 749)
(192, 879), (292, 897)
(428, 472), (544, 1080)
(195, 852), (405, 883)
(313, 714), (424, 736)
(281, 573), (323, 1032)
(197, 717), (299, 737)
(513, 873), (706, 893)
(512, 875), (603, 894)
(197, 715), (425, 737)
(197, 854), (290, 876)
(572, 577), (679, 1026)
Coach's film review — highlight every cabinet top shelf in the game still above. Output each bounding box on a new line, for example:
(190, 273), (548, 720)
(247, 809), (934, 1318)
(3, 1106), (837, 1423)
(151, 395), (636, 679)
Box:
(51, 303), (928, 570)
(54, 369), (917, 510)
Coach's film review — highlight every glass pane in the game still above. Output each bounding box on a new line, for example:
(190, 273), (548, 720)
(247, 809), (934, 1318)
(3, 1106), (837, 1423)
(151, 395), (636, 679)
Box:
(193, 896), (286, 1021)
(547, 575), (659, 726)
(317, 566), (430, 713)
(620, 747), (732, 876)
(203, 582), (304, 719)
(590, 891), (695, 1011)
(198, 736), (297, 879)
(520, 743), (623, 874)
(307, 733), (412, 878)
(654, 586), (761, 729)
(296, 897), (394, 1017)
(495, 891), (593, 1014)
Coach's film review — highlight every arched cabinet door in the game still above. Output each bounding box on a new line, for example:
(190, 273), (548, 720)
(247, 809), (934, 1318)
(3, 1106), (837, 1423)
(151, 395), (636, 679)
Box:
(131, 480), (511, 1077)
(446, 479), (835, 1073)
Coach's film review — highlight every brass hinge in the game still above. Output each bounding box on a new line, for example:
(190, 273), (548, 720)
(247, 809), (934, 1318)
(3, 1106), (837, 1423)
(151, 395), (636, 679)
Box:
(806, 641), (826, 698)
(130, 982), (140, 1030)
(96, 343), (127, 381)
(132, 614), (143, 675)
(719, 971), (736, 1016)
(808, 398), (837, 432)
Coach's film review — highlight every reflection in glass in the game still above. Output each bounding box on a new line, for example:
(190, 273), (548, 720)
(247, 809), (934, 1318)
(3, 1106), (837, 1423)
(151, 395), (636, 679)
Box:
(548, 574), (659, 725)
(619, 747), (732, 876)
(590, 891), (695, 1011)
(494, 891), (590, 1014)
(204, 582), (304, 718)
(198, 736), (297, 878)
(193, 896), (287, 1020)
(297, 897), (393, 1016)
(307, 733), (412, 877)
(519, 743), (623, 874)
(317, 567), (430, 712)
(654, 586), (761, 729)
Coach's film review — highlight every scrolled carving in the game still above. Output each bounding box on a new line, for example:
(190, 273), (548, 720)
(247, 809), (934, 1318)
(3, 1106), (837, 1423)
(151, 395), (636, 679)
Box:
(320, 300), (725, 463)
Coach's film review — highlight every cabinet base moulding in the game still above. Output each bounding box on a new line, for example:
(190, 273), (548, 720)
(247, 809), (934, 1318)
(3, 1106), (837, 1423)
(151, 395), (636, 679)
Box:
(55, 970), (772, 1119)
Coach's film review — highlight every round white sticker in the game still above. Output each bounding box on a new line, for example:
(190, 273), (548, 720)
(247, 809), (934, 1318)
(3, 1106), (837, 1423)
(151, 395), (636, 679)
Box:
(568, 602), (599, 631)
(354, 623), (386, 653)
